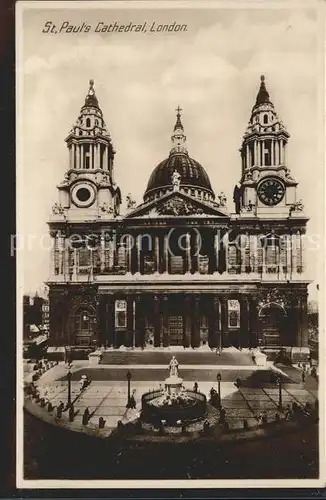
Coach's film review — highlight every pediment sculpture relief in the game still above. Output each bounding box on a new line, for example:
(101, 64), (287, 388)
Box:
(156, 197), (204, 216)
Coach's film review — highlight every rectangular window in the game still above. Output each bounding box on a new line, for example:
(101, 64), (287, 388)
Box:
(228, 245), (240, 274)
(228, 299), (240, 328)
(115, 300), (127, 328)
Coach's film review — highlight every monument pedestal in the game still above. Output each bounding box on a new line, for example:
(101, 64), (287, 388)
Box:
(164, 375), (183, 395)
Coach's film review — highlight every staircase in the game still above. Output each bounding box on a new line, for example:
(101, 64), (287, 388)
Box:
(99, 348), (254, 366)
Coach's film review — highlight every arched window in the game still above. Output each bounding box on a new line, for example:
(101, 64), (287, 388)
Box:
(263, 114), (268, 124)
(86, 118), (91, 127)
(72, 307), (96, 345)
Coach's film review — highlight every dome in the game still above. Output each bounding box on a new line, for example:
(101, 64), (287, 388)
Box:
(143, 107), (215, 203)
(144, 153), (214, 199)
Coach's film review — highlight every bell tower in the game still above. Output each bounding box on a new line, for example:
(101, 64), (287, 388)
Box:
(51, 80), (121, 222)
(234, 75), (303, 218)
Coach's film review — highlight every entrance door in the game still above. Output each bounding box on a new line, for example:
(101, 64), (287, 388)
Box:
(259, 304), (286, 346)
(168, 315), (184, 345)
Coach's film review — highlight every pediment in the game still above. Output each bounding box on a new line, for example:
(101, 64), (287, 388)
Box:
(125, 191), (229, 219)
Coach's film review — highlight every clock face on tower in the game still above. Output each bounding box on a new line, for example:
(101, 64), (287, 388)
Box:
(257, 177), (285, 206)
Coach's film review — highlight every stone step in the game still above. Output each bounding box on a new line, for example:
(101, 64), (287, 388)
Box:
(99, 349), (254, 367)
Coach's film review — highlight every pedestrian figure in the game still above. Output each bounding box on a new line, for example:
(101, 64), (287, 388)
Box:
(99, 417), (106, 429)
(129, 393), (136, 409)
(302, 371), (305, 383)
(275, 413), (280, 422)
(57, 401), (64, 412)
(82, 407), (90, 425)
(219, 408), (226, 424)
(203, 419), (210, 434)
(193, 382), (198, 393)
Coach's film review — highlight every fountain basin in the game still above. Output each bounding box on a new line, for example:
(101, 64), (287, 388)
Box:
(141, 389), (207, 425)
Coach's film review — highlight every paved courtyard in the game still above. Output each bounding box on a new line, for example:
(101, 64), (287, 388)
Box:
(32, 363), (317, 433)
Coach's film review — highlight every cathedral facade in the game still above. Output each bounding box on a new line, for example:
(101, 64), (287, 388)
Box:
(47, 77), (310, 352)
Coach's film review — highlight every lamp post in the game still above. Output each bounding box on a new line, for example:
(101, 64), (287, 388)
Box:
(217, 372), (222, 410)
(127, 370), (132, 407)
(67, 363), (72, 408)
(277, 376), (282, 409)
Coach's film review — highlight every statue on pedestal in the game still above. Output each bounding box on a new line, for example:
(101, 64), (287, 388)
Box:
(172, 170), (181, 191)
(169, 355), (179, 377)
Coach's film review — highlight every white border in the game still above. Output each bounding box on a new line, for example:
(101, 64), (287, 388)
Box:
(16, 0), (326, 489)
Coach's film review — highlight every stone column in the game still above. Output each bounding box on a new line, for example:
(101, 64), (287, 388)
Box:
(239, 295), (249, 348)
(249, 296), (259, 348)
(258, 141), (262, 166)
(71, 143), (75, 169)
(136, 234), (141, 273)
(223, 230), (229, 274)
(220, 296), (229, 347)
(240, 233), (247, 274)
(135, 296), (145, 348)
(214, 230), (220, 273)
(72, 247), (78, 281)
(89, 248), (93, 281)
(210, 295), (220, 349)
(100, 235), (105, 272)
(186, 233), (191, 273)
(297, 231), (302, 273)
(103, 145), (108, 171)
(191, 295), (201, 348)
(98, 295), (107, 346)
(262, 140), (265, 166)
(298, 291), (309, 347)
(275, 140), (279, 166)
(76, 144), (80, 169)
(164, 233), (169, 273)
(183, 295), (191, 348)
(97, 143), (100, 169)
(153, 295), (161, 347)
(107, 296), (115, 347)
(246, 144), (249, 169)
(126, 296), (134, 348)
(291, 232), (297, 277)
(162, 295), (169, 347)
(301, 231), (306, 275)
(155, 234), (160, 273)
(271, 139), (274, 165)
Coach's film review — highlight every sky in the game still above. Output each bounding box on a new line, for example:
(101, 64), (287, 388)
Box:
(18, 3), (323, 300)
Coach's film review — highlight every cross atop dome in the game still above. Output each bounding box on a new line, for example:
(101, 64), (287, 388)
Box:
(171, 106), (187, 155)
(174, 105), (184, 131)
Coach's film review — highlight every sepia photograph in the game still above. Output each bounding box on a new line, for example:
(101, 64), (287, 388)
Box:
(16, 0), (324, 488)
